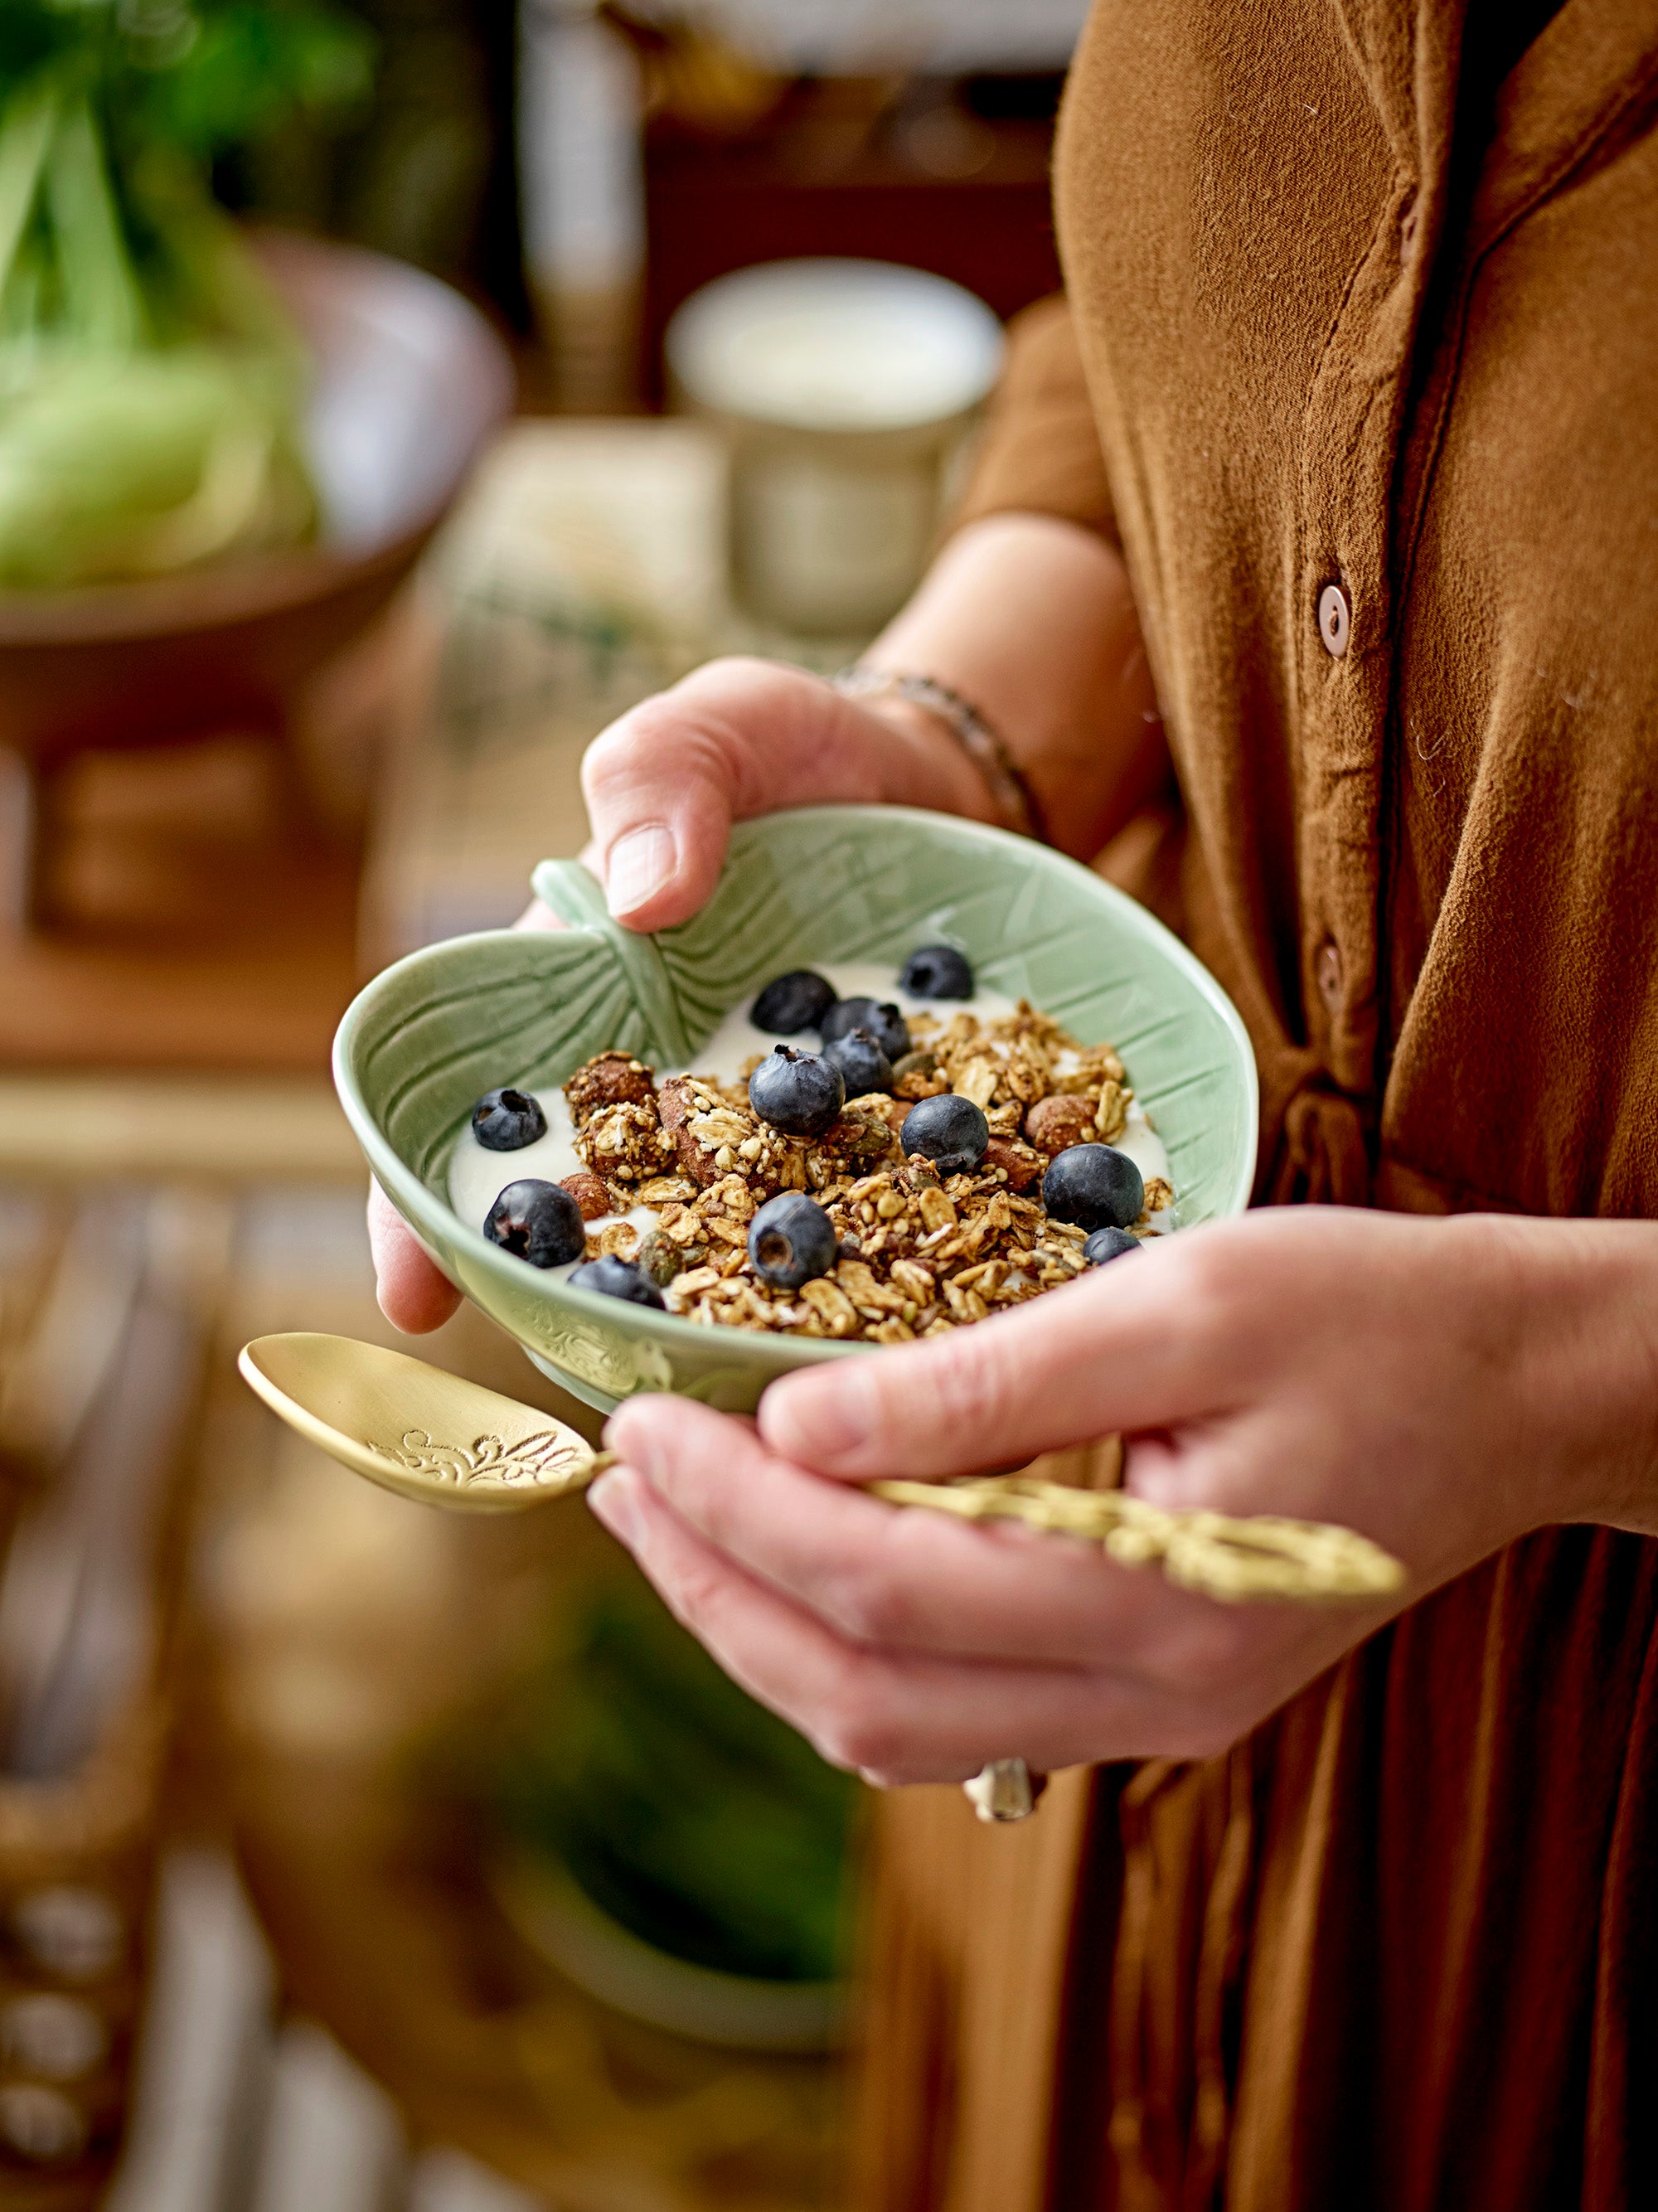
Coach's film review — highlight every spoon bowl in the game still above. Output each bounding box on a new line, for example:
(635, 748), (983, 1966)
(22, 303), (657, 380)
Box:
(237, 1332), (604, 1513)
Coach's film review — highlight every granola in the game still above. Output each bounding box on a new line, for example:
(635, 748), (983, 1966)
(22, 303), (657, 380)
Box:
(555, 998), (1171, 1343)
(574, 1099), (674, 1186)
(565, 1050), (655, 1123)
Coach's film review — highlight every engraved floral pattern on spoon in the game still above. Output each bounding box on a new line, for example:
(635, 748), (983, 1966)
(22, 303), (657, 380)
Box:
(369, 1429), (591, 1490)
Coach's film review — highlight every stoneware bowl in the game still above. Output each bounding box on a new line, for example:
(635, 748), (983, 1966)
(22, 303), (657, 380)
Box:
(333, 806), (1259, 1415)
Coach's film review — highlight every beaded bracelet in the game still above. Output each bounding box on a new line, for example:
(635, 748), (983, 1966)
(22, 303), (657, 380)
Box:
(832, 666), (1049, 844)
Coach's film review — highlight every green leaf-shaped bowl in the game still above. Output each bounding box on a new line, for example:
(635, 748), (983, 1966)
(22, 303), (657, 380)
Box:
(333, 807), (1258, 1414)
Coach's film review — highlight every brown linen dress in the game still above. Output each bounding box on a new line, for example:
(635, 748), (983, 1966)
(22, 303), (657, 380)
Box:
(854, 4), (1658, 2208)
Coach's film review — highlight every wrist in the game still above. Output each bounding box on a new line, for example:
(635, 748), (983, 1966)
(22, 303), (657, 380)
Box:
(1468, 1215), (1658, 1534)
(848, 690), (1005, 826)
(836, 665), (1051, 837)
(1562, 1225), (1658, 1533)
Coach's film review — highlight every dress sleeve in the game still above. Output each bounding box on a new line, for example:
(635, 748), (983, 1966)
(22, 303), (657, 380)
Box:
(948, 292), (1119, 546)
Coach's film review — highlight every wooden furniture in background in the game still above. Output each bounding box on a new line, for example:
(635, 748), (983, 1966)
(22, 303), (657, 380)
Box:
(639, 76), (1065, 406)
(0, 604), (425, 1076)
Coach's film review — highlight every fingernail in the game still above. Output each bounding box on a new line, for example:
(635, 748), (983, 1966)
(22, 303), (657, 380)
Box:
(588, 1471), (639, 1548)
(605, 824), (675, 916)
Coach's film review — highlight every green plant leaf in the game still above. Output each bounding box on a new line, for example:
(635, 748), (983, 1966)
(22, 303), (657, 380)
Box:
(46, 96), (145, 348)
(0, 82), (56, 303)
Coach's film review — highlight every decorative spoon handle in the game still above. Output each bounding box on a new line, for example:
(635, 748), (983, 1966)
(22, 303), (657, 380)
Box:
(870, 1476), (1408, 1827)
(870, 1474), (1404, 1604)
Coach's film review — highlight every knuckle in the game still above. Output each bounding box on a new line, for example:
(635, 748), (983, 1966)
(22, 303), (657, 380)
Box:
(1141, 1631), (1265, 1758)
(923, 1334), (1024, 1443)
(1154, 1623), (1248, 1701)
(584, 691), (751, 820)
(684, 652), (769, 692)
(1176, 1230), (1235, 1302)
(582, 694), (683, 784)
(579, 711), (638, 779)
(820, 1560), (917, 1649)
(1156, 1656), (1222, 1713)
(652, 1550), (733, 1640)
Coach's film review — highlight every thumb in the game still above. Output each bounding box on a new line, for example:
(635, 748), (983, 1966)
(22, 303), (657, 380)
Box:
(579, 656), (930, 934)
(758, 1240), (1214, 1480)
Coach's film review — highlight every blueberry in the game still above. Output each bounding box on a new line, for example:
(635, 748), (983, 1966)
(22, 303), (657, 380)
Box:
(472, 1087), (547, 1152)
(752, 969), (838, 1035)
(900, 944), (974, 1000)
(820, 997), (909, 1060)
(900, 1092), (990, 1176)
(1042, 1144), (1145, 1232)
(1082, 1225), (1142, 1266)
(748, 1193), (837, 1290)
(568, 1254), (666, 1307)
(748, 1045), (845, 1138)
(823, 1026), (894, 1097)
(483, 1179), (585, 1267)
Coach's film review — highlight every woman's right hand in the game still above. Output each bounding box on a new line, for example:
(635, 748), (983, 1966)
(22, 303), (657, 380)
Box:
(578, 654), (996, 934)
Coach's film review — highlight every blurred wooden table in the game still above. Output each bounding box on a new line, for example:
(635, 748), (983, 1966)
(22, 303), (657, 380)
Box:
(0, 601), (427, 1077)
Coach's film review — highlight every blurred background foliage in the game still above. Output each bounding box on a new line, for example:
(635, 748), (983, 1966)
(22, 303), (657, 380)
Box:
(482, 1581), (857, 1984)
(0, 0), (374, 163)
(0, 2), (376, 585)
(218, 0), (528, 324)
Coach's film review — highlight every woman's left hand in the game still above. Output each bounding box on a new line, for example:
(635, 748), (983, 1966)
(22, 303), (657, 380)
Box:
(590, 1206), (1658, 1784)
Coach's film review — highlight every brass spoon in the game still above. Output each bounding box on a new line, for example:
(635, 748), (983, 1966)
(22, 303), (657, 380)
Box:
(237, 1333), (1405, 1593)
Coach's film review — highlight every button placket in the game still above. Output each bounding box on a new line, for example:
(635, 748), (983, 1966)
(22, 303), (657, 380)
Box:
(1282, 26), (1459, 1114)
(1292, 152), (1449, 1094)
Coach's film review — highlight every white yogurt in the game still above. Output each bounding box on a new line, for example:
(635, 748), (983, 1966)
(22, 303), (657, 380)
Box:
(447, 962), (1174, 1277)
